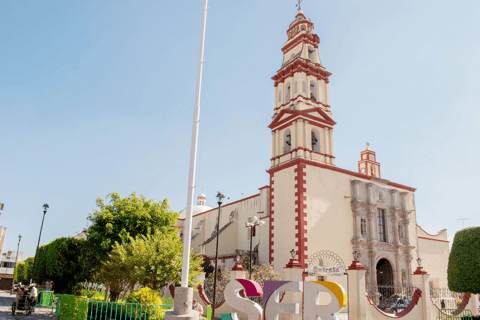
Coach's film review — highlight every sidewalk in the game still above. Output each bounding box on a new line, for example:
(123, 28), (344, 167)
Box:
(0, 291), (57, 320)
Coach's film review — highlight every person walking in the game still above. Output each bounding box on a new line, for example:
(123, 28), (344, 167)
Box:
(28, 284), (37, 312)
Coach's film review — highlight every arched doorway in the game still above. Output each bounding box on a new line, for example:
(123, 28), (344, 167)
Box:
(377, 258), (394, 299)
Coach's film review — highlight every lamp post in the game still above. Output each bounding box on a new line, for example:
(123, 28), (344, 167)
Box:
(31, 203), (48, 283)
(245, 216), (265, 279)
(211, 192), (225, 320)
(12, 235), (22, 292)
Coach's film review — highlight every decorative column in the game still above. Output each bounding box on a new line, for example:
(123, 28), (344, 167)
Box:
(351, 180), (361, 201)
(365, 183), (373, 203)
(346, 258), (367, 320)
(412, 266), (433, 320)
(283, 259), (304, 320)
(399, 192), (408, 211)
(230, 262), (247, 281)
(394, 252), (401, 287)
(404, 218), (411, 246)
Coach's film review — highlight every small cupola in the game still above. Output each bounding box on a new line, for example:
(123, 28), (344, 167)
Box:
(197, 191), (207, 206)
(358, 142), (381, 178)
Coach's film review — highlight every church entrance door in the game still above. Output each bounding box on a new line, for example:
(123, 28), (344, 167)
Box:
(376, 258), (394, 299)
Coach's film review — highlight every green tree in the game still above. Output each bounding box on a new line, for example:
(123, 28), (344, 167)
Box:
(87, 192), (178, 266)
(100, 231), (202, 301)
(448, 226), (480, 294)
(14, 261), (26, 284)
(24, 257), (35, 284)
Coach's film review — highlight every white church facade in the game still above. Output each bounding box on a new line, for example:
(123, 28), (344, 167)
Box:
(175, 8), (450, 300)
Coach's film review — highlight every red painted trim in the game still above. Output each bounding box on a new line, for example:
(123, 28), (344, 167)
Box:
(269, 107), (336, 129)
(231, 262), (245, 271)
(268, 158), (416, 192)
(272, 58), (332, 86)
(284, 258), (303, 269)
(270, 147), (335, 162)
(294, 163), (308, 267)
(431, 293), (471, 317)
(197, 284), (226, 308)
(417, 236), (449, 243)
(413, 266), (428, 275)
(191, 193), (261, 218)
(274, 95), (331, 112)
(417, 225), (447, 237)
(347, 260), (366, 270)
(386, 182), (416, 192)
(259, 185), (269, 191)
(282, 33), (319, 54)
(366, 289), (422, 318)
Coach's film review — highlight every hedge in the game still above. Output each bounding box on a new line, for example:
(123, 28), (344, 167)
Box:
(58, 294), (88, 320)
(447, 227), (480, 294)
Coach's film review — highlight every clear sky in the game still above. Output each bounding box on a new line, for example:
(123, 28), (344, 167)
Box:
(1, 0), (479, 259)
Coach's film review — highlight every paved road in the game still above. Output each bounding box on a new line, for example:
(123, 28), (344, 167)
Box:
(0, 291), (57, 320)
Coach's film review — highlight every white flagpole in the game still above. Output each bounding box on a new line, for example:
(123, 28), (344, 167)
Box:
(181, 0), (208, 288)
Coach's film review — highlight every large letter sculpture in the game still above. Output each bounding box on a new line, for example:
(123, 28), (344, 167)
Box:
(304, 281), (347, 320)
(224, 279), (263, 320)
(264, 281), (303, 320)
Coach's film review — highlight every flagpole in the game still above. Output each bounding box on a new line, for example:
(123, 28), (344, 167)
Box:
(181, 0), (208, 288)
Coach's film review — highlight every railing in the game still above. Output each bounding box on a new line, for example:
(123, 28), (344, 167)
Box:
(366, 285), (417, 313)
(438, 309), (473, 320)
(431, 287), (463, 310)
(87, 301), (173, 320)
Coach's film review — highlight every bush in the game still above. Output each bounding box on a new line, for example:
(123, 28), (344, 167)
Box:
(126, 288), (162, 305)
(58, 294), (88, 320)
(448, 227), (480, 294)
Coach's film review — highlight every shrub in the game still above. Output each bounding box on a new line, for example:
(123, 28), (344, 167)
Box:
(58, 294), (88, 320)
(448, 227), (480, 294)
(126, 287), (162, 305)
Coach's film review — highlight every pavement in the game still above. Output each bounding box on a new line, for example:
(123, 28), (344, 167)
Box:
(0, 291), (57, 320)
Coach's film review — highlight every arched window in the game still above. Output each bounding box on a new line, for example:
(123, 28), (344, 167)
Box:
(311, 128), (320, 152)
(285, 83), (291, 102)
(310, 81), (317, 101)
(302, 81), (306, 92)
(301, 25), (306, 31)
(308, 47), (315, 61)
(284, 129), (292, 154)
(294, 81), (298, 93)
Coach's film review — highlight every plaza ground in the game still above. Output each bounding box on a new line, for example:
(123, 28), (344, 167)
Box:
(0, 290), (57, 320)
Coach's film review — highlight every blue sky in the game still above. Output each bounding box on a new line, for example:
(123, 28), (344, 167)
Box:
(1, 0), (479, 258)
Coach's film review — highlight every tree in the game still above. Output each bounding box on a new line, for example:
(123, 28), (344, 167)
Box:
(87, 192), (178, 266)
(24, 257), (34, 284)
(100, 231), (203, 301)
(448, 226), (480, 294)
(14, 261), (26, 284)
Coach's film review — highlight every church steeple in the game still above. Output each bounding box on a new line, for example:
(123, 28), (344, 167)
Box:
(269, 9), (336, 168)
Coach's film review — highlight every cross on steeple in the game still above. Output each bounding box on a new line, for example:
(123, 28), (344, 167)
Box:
(296, 0), (303, 11)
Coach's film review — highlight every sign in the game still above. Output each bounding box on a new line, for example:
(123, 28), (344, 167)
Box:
(307, 265), (345, 276)
(305, 250), (346, 277)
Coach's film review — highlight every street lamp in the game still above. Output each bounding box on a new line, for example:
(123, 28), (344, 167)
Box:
(31, 203), (49, 283)
(290, 249), (296, 259)
(212, 192), (225, 320)
(245, 216), (265, 279)
(12, 235), (22, 292)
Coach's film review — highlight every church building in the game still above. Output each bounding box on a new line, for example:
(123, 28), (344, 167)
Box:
(176, 7), (450, 304)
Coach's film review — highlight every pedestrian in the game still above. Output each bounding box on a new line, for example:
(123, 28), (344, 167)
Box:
(28, 283), (38, 310)
(192, 299), (203, 315)
(441, 299), (445, 309)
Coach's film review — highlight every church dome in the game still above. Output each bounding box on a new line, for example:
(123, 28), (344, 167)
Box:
(178, 205), (212, 219)
(177, 191), (211, 219)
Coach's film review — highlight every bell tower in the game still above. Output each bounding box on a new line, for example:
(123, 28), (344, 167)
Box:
(269, 9), (336, 168)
